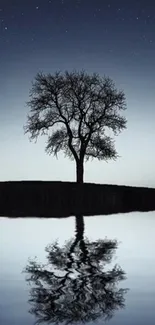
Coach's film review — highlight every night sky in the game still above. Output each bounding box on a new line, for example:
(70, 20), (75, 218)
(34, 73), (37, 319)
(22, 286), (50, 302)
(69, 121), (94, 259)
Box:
(0, 0), (155, 186)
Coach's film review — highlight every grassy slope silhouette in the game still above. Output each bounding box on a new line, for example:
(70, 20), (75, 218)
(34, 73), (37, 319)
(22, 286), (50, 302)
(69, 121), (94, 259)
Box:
(0, 181), (155, 217)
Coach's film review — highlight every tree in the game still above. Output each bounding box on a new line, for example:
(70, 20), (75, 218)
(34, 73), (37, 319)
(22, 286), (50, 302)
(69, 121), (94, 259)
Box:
(24, 215), (128, 324)
(24, 70), (127, 183)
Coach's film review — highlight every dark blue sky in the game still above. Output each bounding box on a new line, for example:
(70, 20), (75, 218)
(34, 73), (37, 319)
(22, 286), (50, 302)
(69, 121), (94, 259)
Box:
(0, 0), (155, 185)
(1, 0), (154, 68)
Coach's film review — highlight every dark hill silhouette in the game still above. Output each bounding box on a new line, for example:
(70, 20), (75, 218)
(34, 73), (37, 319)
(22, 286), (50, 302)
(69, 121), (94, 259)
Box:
(0, 181), (155, 217)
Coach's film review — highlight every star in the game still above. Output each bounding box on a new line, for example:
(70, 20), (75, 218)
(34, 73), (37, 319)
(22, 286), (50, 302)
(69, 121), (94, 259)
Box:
(142, 34), (147, 41)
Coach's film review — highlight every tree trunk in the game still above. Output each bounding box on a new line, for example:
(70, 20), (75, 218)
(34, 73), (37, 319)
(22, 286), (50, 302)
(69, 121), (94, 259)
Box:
(76, 161), (84, 184)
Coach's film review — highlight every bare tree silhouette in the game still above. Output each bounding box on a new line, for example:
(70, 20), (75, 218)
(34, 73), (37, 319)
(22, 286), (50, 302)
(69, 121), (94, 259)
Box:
(24, 216), (128, 324)
(24, 70), (127, 183)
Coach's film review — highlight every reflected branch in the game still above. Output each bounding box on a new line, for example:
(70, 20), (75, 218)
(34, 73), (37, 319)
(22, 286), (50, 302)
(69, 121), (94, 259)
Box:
(24, 215), (128, 324)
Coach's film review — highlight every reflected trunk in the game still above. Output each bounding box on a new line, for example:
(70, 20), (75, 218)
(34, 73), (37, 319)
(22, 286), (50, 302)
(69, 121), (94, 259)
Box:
(69, 215), (85, 254)
(67, 215), (89, 267)
(75, 214), (84, 241)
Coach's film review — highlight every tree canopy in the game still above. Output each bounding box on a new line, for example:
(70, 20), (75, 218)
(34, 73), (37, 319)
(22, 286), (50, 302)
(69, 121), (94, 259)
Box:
(24, 70), (127, 182)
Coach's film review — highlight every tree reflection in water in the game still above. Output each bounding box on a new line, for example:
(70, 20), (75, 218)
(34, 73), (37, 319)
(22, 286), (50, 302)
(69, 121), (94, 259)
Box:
(24, 215), (128, 324)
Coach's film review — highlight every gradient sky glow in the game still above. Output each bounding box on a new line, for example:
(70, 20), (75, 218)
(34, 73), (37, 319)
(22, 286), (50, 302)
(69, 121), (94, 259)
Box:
(0, 0), (155, 186)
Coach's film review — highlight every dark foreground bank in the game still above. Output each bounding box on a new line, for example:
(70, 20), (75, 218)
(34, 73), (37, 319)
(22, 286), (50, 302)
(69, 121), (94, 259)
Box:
(0, 181), (155, 217)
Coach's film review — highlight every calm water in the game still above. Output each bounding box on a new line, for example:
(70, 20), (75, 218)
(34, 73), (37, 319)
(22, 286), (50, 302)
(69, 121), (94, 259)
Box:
(0, 212), (155, 325)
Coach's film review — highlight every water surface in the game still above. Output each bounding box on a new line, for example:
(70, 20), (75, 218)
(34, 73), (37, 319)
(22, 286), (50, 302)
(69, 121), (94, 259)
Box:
(0, 212), (155, 324)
